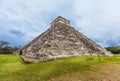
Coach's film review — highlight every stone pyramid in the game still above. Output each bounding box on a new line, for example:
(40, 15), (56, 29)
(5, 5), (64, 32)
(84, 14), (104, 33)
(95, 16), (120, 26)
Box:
(17, 16), (112, 62)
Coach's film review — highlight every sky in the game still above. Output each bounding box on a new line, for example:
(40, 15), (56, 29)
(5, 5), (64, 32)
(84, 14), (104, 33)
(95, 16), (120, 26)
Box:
(0, 0), (120, 47)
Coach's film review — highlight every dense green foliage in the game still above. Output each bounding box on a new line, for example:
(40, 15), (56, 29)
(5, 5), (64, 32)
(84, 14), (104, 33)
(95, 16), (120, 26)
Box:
(0, 40), (19, 54)
(106, 46), (120, 54)
(0, 55), (120, 81)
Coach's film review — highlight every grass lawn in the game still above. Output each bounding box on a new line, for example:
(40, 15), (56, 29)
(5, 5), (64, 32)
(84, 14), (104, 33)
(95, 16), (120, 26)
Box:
(0, 54), (120, 81)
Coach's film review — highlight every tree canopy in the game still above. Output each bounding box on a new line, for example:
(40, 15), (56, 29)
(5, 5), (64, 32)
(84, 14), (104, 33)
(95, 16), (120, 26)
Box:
(105, 46), (120, 54)
(0, 40), (20, 54)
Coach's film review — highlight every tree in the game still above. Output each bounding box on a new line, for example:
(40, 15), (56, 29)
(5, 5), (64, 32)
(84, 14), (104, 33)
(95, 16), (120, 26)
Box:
(0, 40), (21, 54)
(0, 41), (9, 48)
(0, 41), (11, 54)
(105, 46), (120, 54)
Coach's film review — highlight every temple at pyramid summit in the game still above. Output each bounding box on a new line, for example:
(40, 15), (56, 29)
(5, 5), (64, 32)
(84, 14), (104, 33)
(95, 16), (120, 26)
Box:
(16, 16), (112, 62)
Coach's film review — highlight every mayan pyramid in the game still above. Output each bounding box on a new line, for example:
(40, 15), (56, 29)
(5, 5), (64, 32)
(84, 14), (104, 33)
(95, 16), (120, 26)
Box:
(16, 16), (112, 62)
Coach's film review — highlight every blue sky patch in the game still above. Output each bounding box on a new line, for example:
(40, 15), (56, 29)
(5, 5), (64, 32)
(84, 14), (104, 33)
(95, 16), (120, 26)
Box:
(0, 0), (120, 47)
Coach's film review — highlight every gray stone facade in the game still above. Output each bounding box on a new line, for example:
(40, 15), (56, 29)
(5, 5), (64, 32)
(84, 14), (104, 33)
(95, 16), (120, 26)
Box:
(16, 16), (112, 63)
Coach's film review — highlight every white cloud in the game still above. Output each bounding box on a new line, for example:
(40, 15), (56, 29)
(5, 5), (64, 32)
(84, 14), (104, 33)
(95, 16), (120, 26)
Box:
(72, 0), (120, 46)
(0, 0), (120, 47)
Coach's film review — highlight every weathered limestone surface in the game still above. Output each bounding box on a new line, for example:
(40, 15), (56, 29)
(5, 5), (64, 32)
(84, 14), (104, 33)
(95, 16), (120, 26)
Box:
(16, 16), (112, 63)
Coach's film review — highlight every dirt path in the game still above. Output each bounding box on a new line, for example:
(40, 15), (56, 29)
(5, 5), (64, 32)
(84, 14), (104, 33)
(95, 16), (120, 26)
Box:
(97, 63), (120, 81)
(48, 62), (120, 81)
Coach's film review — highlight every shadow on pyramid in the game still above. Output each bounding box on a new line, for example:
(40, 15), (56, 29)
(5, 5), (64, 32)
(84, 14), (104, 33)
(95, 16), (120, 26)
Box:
(16, 16), (112, 63)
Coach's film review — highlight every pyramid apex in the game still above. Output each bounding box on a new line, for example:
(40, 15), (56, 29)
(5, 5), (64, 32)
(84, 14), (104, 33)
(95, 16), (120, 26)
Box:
(51, 16), (70, 27)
